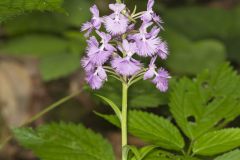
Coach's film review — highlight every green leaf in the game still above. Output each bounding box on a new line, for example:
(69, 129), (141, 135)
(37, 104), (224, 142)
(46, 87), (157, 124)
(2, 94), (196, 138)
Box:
(138, 145), (158, 160)
(96, 95), (122, 121)
(193, 129), (240, 156)
(215, 149), (240, 160)
(98, 110), (184, 151)
(0, 0), (64, 23)
(170, 63), (240, 140)
(142, 150), (182, 160)
(177, 157), (200, 160)
(14, 122), (115, 160)
(127, 145), (141, 160)
(128, 145), (157, 160)
(143, 151), (200, 160)
(94, 112), (120, 127)
(127, 111), (184, 151)
(164, 30), (226, 75)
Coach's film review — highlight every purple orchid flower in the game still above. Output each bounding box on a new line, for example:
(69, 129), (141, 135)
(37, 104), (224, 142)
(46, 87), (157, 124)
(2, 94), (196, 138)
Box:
(131, 22), (161, 57)
(81, 5), (102, 37)
(144, 57), (170, 92)
(86, 32), (116, 66)
(152, 68), (171, 92)
(104, 3), (129, 35)
(141, 0), (163, 27)
(81, 56), (95, 72)
(96, 31), (116, 52)
(148, 26), (160, 38)
(111, 40), (141, 76)
(86, 66), (107, 90)
(144, 56), (157, 80)
(87, 36), (99, 47)
(157, 41), (169, 60)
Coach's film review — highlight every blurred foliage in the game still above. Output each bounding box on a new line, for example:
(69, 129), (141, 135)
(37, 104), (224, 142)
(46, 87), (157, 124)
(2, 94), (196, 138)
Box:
(163, 6), (240, 63)
(163, 30), (226, 75)
(0, 0), (92, 81)
(0, 0), (64, 23)
(2, 0), (92, 35)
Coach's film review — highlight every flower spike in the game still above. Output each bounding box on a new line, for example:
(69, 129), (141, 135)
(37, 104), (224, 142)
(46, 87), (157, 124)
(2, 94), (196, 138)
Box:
(81, 0), (170, 92)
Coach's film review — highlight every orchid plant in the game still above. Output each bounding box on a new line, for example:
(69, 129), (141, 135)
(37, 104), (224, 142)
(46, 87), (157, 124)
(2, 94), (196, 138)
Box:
(9, 1), (240, 160)
(81, 0), (169, 159)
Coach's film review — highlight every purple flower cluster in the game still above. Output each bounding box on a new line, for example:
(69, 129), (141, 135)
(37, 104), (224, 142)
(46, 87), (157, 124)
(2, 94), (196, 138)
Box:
(81, 0), (170, 92)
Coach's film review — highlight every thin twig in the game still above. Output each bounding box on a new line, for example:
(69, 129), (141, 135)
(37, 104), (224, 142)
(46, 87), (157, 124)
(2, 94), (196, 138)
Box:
(128, 75), (144, 86)
(0, 91), (81, 150)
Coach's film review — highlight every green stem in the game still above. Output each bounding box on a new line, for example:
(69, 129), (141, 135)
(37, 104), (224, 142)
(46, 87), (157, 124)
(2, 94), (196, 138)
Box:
(128, 75), (144, 87)
(121, 82), (128, 160)
(0, 91), (81, 150)
(115, 0), (136, 23)
(187, 141), (194, 156)
(23, 91), (81, 125)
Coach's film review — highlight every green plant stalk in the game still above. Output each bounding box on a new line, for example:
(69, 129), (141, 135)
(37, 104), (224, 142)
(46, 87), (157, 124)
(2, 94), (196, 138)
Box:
(121, 82), (128, 160)
(0, 91), (81, 150)
(23, 91), (81, 125)
(187, 141), (194, 156)
(115, 0), (136, 23)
